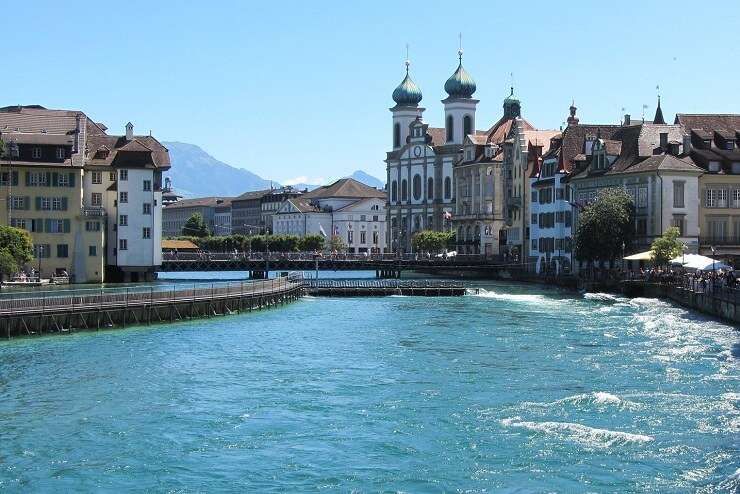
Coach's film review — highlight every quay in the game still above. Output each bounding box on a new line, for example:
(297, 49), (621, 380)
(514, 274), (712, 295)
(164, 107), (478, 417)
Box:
(305, 279), (470, 297)
(0, 277), (303, 338)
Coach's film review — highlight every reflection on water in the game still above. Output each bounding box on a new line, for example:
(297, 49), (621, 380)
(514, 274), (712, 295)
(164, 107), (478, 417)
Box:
(0, 281), (737, 492)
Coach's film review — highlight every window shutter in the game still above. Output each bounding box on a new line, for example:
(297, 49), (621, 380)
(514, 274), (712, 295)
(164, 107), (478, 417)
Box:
(45, 219), (51, 233)
(64, 219), (71, 233)
(46, 172), (52, 186)
(35, 197), (42, 210)
(37, 219), (44, 233)
(52, 172), (59, 186)
(61, 197), (68, 211)
(12, 171), (18, 186)
(24, 196), (30, 210)
(69, 173), (75, 187)
(25, 172), (31, 186)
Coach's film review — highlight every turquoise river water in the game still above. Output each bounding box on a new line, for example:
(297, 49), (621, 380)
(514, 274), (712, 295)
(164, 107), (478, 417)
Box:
(0, 280), (738, 492)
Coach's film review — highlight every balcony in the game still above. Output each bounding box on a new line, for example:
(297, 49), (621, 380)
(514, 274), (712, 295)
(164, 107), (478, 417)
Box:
(699, 236), (740, 247)
(81, 206), (106, 217)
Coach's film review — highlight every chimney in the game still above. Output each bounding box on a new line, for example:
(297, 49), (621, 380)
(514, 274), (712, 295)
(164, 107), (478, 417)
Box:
(659, 132), (668, 151)
(683, 134), (692, 155)
(623, 114), (631, 126)
(125, 122), (134, 141)
(74, 114), (81, 153)
(567, 102), (579, 127)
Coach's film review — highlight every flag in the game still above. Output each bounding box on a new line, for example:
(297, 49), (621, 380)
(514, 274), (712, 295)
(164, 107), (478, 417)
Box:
(319, 224), (327, 238)
(443, 211), (452, 220)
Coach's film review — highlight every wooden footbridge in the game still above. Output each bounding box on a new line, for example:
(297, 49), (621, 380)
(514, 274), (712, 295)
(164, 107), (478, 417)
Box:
(0, 275), (474, 338)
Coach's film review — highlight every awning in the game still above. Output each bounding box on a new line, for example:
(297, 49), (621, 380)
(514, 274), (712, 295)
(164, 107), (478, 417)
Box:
(623, 250), (654, 261)
(670, 253), (731, 271)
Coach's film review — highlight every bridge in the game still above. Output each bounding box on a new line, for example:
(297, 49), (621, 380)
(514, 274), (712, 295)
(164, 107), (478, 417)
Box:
(159, 252), (512, 278)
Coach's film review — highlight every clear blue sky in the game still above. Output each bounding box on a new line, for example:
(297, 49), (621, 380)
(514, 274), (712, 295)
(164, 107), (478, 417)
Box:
(6, 1), (739, 185)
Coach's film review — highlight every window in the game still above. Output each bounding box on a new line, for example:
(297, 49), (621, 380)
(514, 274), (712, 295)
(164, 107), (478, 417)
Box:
(444, 177), (451, 199)
(143, 179), (151, 191)
(143, 202), (152, 215)
(531, 239), (537, 251)
(52, 197), (65, 210)
(32, 147), (42, 159)
(89, 246), (97, 257)
(11, 196), (26, 210)
(673, 181), (685, 208)
(731, 190), (740, 208)
(393, 123), (401, 148)
(40, 197), (51, 210)
(143, 227), (151, 239)
(10, 218), (26, 229)
(85, 221), (101, 232)
(360, 231), (366, 244)
(636, 218), (648, 235)
(531, 213), (537, 225)
(48, 219), (65, 233)
(401, 179), (408, 201)
(119, 169), (128, 181)
(58, 174), (69, 187)
(119, 215), (128, 226)
(708, 219), (727, 241)
(91, 192), (102, 206)
(33, 244), (51, 258)
(0, 171), (18, 186)
(708, 161), (720, 173)
(446, 115), (454, 142)
(120, 191), (128, 203)
(56, 244), (69, 258)
(56, 147), (65, 159)
(91, 171), (102, 184)
(427, 177), (434, 200)
(671, 215), (685, 236)
(27, 172), (48, 186)
(110, 172), (116, 181)
(412, 174), (421, 200)
(373, 231), (379, 245)
(637, 187), (648, 208)
(705, 189), (727, 208)
(556, 188), (565, 200)
(463, 115), (472, 138)
(119, 239), (128, 251)
(373, 215), (379, 222)
(347, 230), (353, 244)
(531, 190), (538, 202)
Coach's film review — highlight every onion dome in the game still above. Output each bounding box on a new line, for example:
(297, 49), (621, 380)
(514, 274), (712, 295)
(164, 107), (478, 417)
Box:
(444, 51), (476, 98)
(392, 60), (423, 106)
(504, 86), (520, 104)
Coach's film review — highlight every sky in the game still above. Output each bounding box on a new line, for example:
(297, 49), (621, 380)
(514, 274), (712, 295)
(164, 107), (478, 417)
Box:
(5, 1), (740, 185)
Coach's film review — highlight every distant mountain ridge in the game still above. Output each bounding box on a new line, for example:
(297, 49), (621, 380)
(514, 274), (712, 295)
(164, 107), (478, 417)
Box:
(163, 142), (274, 198)
(164, 141), (384, 197)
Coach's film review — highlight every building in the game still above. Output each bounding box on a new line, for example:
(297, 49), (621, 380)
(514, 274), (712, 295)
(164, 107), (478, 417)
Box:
(569, 101), (703, 264)
(675, 114), (740, 259)
(385, 58), (462, 253)
(274, 178), (387, 253)
(162, 196), (232, 237)
(161, 177), (183, 206)
(261, 186), (303, 233)
(231, 190), (270, 235)
(0, 105), (170, 283)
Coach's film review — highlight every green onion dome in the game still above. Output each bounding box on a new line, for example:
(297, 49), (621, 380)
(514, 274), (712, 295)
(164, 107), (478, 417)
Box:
(392, 61), (423, 106)
(444, 52), (476, 98)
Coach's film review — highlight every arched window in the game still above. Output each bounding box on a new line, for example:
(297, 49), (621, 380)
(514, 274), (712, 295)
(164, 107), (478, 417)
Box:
(463, 115), (472, 137)
(391, 180), (398, 202)
(401, 179), (408, 201)
(393, 123), (401, 148)
(412, 174), (422, 200)
(427, 177), (434, 200)
(446, 115), (454, 142)
(444, 176), (451, 199)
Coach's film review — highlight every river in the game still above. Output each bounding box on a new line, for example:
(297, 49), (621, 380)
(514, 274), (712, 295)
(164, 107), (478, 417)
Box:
(0, 280), (737, 492)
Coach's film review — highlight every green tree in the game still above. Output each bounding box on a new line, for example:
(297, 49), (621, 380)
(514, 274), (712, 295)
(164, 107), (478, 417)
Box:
(0, 226), (33, 278)
(182, 213), (209, 237)
(412, 230), (456, 254)
(298, 234), (325, 251)
(651, 227), (683, 266)
(328, 234), (347, 252)
(574, 188), (635, 264)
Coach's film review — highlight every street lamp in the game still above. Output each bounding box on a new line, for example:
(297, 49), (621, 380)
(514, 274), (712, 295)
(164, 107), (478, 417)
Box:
(711, 245), (716, 273)
(682, 242), (688, 267)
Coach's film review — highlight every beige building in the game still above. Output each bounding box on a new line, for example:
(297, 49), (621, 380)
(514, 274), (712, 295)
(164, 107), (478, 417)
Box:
(675, 114), (740, 259)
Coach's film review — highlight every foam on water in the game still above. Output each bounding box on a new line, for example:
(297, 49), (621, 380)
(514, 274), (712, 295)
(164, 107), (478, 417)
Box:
(520, 391), (639, 411)
(472, 288), (556, 304)
(583, 292), (628, 303)
(500, 417), (654, 448)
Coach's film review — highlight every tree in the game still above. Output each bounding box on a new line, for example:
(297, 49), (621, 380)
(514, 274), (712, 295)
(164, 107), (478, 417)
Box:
(328, 235), (347, 252)
(298, 234), (324, 251)
(574, 188), (635, 264)
(411, 230), (454, 254)
(651, 227), (683, 266)
(0, 225), (33, 278)
(182, 213), (209, 237)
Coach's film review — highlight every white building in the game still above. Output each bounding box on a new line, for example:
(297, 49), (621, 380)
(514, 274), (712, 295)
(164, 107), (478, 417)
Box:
(274, 178), (388, 253)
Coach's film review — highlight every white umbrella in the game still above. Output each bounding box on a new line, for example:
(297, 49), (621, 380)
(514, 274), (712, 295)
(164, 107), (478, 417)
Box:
(669, 253), (731, 271)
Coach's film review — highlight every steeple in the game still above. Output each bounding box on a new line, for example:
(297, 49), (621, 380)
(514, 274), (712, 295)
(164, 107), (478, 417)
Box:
(503, 86), (521, 119)
(567, 100), (579, 127)
(392, 56), (423, 107)
(653, 95), (666, 125)
(443, 38), (476, 99)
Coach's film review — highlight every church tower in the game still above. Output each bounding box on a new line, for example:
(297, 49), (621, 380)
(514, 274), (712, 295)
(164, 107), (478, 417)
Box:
(442, 48), (478, 145)
(390, 59), (424, 149)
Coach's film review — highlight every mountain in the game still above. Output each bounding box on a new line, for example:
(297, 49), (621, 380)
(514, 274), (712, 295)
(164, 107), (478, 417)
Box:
(163, 142), (274, 198)
(348, 170), (384, 189)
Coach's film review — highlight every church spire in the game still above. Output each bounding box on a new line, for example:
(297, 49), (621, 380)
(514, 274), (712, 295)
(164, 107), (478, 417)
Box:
(653, 87), (666, 124)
